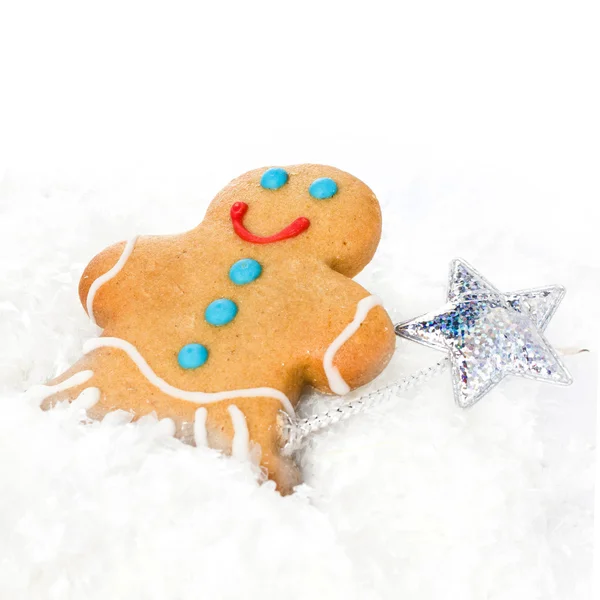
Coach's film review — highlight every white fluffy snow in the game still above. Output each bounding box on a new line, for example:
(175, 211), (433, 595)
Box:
(0, 163), (595, 600)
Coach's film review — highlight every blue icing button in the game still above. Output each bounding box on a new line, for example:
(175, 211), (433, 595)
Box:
(229, 258), (262, 285)
(260, 167), (289, 190)
(178, 343), (208, 369)
(309, 177), (338, 199)
(205, 298), (238, 326)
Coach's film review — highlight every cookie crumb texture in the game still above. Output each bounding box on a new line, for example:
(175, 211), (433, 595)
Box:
(45, 164), (396, 493)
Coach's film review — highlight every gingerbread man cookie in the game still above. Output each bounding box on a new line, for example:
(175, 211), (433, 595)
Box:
(32, 165), (396, 493)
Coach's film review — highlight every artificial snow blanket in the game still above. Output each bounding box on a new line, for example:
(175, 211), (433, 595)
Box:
(0, 168), (595, 600)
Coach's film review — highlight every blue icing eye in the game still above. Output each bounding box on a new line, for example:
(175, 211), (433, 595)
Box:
(178, 343), (208, 369)
(205, 298), (238, 326)
(260, 167), (289, 190)
(309, 177), (337, 199)
(229, 258), (262, 285)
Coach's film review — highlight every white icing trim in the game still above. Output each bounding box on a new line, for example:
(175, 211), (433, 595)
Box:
(323, 295), (383, 395)
(26, 370), (94, 405)
(86, 236), (139, 325)
(194, 407), (208, 447)
(82, 337), (295, 416)
(72, 387), (101, 410)
(228, 405), (250, 460)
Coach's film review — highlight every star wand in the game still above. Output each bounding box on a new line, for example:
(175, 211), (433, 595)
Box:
(282, 259), (573, 453)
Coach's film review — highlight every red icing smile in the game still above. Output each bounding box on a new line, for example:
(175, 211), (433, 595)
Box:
(230, 202), (310, 244)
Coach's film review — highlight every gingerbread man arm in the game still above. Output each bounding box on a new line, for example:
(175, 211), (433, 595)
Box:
(78, 238), (138, 326)
(304, 297), (396, 395)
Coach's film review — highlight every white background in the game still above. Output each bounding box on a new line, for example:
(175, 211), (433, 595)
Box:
(0, 1), (597, 200)
(0, 1), (598, 598)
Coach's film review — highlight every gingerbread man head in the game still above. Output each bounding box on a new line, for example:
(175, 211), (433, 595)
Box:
(203, 164), (383, 277)
(36, 164), (395, 494)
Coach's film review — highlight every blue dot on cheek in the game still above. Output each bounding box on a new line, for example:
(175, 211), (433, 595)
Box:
(309, 177), (338, 199)
(205, 298), (238, 326)
(260, 167), (289, 190)
(229, 258), (262, 285)
(178, 343), (208, 369)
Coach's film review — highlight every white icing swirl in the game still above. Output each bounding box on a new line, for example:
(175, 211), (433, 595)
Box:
(86, 236), (138, 325)
(323, 295), (383, 395)
(82, 336), (295, 416)
(71, 387), (101, 410)
(26, 370), (95, 405)
(228, 405), (250, 460)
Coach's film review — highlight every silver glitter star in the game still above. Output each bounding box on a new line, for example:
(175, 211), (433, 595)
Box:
(395, 259), (572, 408)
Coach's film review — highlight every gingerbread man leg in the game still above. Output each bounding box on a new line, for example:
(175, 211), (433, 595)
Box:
(33, 353), (299, 494)
(200, 397), (301, 494)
